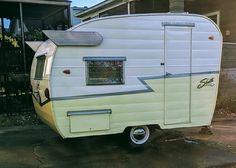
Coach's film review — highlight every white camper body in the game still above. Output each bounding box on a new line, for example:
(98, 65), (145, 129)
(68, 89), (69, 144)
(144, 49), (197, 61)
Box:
(30, 13), (222, 145)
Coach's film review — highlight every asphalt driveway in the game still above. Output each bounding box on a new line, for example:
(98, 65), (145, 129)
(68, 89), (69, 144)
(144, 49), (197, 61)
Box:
(0, 120), (236, 168)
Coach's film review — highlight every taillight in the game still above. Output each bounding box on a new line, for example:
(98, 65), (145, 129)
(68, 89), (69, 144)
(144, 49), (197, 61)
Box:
(63, 69), (71, 75)
(208, 35), (214, 40)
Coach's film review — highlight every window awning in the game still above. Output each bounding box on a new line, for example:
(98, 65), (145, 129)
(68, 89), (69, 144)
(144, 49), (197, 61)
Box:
(43, 30), (103, 46)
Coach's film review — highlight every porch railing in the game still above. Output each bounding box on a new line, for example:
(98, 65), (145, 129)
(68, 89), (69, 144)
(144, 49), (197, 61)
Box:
(0, 47), (33, 115)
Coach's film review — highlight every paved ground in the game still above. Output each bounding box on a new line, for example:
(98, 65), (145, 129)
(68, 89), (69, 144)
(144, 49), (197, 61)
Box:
(0, 120), (236, 168)
(180, 119), (236, 154)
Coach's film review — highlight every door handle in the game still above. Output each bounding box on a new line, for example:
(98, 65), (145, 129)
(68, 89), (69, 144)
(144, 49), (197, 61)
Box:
(166, 72), (172, 76)
(160, 62), (165, 66)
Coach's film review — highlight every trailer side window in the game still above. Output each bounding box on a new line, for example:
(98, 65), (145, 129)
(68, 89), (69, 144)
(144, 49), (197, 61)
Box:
(84, 57), (126, 85)
(35, 56), (46, 80)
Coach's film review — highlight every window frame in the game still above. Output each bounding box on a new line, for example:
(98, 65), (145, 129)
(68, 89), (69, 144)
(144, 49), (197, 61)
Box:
(83, 57), (126, 86)
(204, 11), (220, 27)
(34, 55), (46, 80)
(45, 56), (53, 76)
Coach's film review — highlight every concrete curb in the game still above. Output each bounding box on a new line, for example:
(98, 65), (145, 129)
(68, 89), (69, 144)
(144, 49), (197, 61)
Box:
(213, 117), (236, 122)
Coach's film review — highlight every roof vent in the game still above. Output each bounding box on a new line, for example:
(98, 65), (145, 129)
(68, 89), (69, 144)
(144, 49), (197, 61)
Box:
(169, 0), (184, 13)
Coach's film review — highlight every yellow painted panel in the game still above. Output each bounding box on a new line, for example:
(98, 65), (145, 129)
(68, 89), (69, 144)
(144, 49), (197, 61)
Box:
(165, 77), (191, 125)
(70, 114), (110, 133)
(48, 75), (219, 138)
(32, 98), (57, 132)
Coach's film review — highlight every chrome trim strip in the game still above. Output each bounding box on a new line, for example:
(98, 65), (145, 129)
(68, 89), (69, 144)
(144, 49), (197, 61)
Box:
(83, 57), (127, 61)
(162, 22), (195, 27)
(67, 109), (112, 116)
(51, 71), (219, 101)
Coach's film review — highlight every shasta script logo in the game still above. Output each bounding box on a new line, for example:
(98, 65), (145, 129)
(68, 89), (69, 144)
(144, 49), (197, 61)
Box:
(197, 78), (215, 89)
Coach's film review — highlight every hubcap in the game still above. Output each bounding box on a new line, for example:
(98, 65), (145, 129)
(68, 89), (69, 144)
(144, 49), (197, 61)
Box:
(130, 126), (150, 145)
(133, 128), (146, 140)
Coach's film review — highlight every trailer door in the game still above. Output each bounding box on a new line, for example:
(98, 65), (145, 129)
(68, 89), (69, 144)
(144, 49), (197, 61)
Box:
(164, 24), (193, 125)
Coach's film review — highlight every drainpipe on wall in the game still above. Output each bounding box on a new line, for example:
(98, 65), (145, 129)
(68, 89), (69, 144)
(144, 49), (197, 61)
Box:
(169, 0), (185, 13)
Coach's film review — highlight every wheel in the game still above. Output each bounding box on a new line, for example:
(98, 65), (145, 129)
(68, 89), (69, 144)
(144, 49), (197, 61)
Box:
(128, 125), (150, 148)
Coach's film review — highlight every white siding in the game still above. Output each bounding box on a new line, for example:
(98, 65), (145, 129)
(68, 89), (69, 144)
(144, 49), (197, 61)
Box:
(50, 14), (221, 98)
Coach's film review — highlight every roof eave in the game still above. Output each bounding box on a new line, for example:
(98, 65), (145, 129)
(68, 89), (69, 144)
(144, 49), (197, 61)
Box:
(75, 0), (123, 17)
(0, 0), (71, 6)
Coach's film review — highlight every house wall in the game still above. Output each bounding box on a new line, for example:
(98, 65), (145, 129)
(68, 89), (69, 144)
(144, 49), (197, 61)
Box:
(185, 0), (236, 43)
(99, 3), (128, 17)
(80, 0), (169, 21)
(134, 0), (169, 14)
(217, 45), (236, 112)
(185, 0), (236, 112)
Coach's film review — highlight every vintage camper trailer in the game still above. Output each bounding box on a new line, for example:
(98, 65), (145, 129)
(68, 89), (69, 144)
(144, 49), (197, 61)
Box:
(29, 13), (222, 146)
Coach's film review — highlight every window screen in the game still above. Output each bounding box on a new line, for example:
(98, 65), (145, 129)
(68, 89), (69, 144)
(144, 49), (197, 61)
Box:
(35, 56), (46, 80)
(84, 57), (126, 85)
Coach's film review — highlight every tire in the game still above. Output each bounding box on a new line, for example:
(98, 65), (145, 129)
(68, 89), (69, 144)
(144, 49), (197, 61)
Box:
(127, 125), (150, 148)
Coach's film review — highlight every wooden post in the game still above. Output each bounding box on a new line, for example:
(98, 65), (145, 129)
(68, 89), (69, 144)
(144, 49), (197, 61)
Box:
(19, 2), (31, 107)
(1, 18), (5, 43)
(67, 6), (72, 28)
(124, 0), (133, 15)
(127, 1), (131, 14)
(19, 2), (27, 74)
